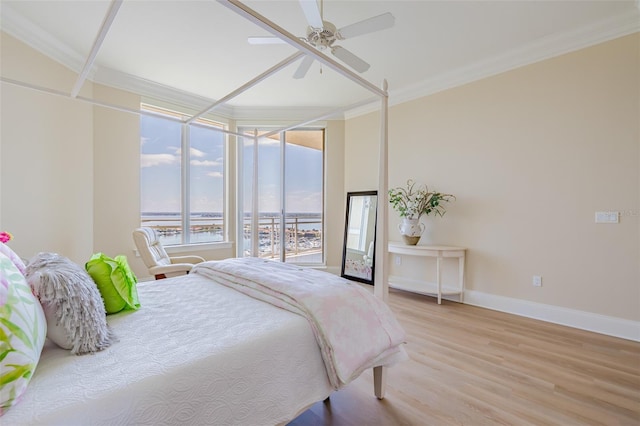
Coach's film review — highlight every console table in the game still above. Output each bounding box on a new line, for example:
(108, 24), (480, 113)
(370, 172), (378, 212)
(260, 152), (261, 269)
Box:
(388, 242), (466, 304)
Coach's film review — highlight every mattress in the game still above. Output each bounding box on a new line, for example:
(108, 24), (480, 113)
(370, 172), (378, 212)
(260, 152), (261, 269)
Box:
(4, 274), (333, 426)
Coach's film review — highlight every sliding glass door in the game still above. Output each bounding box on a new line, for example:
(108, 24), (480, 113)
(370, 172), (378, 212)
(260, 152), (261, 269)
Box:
(239, 127), (324, 264)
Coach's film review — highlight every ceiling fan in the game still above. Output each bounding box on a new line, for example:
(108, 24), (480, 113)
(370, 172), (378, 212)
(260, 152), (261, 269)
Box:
(248, 0), (395, 79)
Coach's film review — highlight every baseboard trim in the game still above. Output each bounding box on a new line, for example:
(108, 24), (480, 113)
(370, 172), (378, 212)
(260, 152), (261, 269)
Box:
(324, 266), (341, 276)
(464, 290), (640, 342)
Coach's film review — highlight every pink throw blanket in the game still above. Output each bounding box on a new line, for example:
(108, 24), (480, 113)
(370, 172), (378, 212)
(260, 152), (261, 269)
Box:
(192, 257), (406, 389)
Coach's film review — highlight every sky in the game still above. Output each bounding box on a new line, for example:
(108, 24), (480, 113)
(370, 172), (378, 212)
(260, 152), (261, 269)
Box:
(140, 114), (323, 214)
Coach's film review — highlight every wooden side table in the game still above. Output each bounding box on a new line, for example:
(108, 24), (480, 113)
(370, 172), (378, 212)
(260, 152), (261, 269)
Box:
(388, 242), (466, 304)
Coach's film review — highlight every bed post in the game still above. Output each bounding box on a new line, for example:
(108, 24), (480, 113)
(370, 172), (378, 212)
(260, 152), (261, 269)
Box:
(373, 79), (389, 399)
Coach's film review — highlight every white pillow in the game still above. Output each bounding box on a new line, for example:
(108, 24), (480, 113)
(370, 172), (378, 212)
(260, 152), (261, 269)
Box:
(25, 252), (116, 355)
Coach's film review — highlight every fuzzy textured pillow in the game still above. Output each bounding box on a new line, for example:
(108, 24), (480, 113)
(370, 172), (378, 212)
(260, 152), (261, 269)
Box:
(25, 253), (115, 355)
(0, 251), (46, 415)
(86, 253), (140, 314)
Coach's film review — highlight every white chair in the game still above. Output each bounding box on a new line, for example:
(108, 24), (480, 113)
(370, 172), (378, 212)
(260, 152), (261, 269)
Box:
(362, 241), (374, 267)
(132, 227), (205, 280)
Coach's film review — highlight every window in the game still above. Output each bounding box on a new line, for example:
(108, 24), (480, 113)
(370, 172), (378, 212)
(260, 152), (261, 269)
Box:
(239, 128), (324, 264)
(140, 105), (226, 246)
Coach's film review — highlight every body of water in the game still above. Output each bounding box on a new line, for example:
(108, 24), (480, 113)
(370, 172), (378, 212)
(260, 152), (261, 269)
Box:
(141, 212), (323, 254)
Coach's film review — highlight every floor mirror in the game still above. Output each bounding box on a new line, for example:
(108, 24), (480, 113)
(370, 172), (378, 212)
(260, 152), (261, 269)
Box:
(341, 191), (378, 285)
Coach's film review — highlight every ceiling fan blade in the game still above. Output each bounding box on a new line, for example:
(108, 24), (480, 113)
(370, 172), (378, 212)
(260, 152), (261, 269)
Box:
(331, 46), (370, 73)
(299, 0), (323, 29)
(337, 12), (395, 39)
(293, 55), (315, 79)
(248, 36), (285, 45)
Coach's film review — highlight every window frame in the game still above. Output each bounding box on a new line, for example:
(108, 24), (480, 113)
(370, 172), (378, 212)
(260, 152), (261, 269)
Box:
(236, 125), (326, 265)
(140, 103), (230, 249)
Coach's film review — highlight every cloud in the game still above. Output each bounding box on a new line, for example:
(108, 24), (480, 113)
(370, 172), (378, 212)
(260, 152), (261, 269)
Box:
(141, 153), (179, 168)
(174, 147), (209, 158)
(242, 136), (280, 147)
(258, 137), (281, 146)
(191, 159), (221, 167)
(207, 171), (223, 178)
(190, 147), (206, 157)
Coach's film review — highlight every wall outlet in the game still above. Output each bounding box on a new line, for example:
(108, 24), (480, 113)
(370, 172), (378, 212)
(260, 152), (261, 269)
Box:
(394, 255), (402, 266)
(533, 275), (542, 287)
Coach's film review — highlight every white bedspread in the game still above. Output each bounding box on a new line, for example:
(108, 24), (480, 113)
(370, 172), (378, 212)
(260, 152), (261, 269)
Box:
(192, 258), (407, 389)
(4, 274), (334, 426)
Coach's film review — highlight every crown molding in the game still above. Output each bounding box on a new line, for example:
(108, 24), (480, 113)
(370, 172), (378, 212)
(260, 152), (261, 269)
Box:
(94, 66), (343, 121)
(228, 105), (343, 121)
(93, 65), (346, 121)
(0, 2), (88, 77)
(345, 9), (640, 120)
(94, 66), (345, 121)
(3, 3), (638, 121)
(92, 66), (235, 119)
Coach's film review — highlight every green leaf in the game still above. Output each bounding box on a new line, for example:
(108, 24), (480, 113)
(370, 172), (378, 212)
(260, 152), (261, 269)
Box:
(0, 326), (9, 343)
(0, 318), (33, 350)
(0, 363), (33, 386)
(0, 348), (15, 363)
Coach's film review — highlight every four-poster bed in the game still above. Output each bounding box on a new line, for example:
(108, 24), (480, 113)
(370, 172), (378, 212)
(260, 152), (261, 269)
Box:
(0, 0), (399, 423)
(216, 0), (393, 395)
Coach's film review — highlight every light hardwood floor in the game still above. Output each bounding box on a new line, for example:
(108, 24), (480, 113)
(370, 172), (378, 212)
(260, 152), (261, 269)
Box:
(290, 289), (640, 426)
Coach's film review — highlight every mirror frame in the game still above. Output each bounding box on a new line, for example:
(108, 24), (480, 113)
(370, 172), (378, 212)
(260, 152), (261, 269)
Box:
(341, 190), (378, 285)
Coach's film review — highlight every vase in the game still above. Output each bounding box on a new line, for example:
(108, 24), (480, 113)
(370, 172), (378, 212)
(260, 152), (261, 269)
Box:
(398, 217), (424, 245)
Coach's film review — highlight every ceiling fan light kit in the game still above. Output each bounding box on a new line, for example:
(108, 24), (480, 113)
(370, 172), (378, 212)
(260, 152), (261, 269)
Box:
(249, 0), (394, 78)
(306, 21), (338, 50)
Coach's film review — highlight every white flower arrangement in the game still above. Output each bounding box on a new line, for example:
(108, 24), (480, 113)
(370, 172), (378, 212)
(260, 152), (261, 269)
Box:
(388, 179), (455, 219)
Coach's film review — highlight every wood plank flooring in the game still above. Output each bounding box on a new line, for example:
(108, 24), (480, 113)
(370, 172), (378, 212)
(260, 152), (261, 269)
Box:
(289, 289), (640, 426)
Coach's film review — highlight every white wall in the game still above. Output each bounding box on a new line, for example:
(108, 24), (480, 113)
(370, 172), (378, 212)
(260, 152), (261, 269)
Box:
(92, 85), (145, 274)
(1, 32), (94, 262)
(325, 119), (346, 271)
(346, 34), (639, 335)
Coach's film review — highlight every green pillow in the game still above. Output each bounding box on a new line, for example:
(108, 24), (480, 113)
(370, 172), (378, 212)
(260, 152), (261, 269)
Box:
(86, 253), (140, 314)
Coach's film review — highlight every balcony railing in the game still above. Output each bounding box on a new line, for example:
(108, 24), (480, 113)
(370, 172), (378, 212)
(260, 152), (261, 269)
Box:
(141, 214), (323, 261)
(247, 216), (322, 260)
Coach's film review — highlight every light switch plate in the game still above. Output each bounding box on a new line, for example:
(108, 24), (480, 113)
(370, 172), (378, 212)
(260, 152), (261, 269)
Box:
(595, 211), (619, 223)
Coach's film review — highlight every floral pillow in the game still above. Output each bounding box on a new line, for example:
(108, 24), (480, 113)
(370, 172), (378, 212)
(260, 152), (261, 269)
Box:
(0, 251), (47, 416)
(0, 242), (26, 276)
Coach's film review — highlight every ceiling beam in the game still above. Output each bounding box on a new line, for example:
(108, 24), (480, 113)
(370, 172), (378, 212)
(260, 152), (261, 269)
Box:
(217, 0), (386, 99)
(71, 0), (122, 98)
